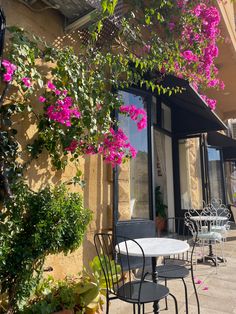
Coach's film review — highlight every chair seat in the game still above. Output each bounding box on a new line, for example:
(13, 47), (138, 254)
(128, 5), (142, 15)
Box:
(117, 281), (169, 303)
(198, 231), (222, 241)
(156, 264), (189, 279)
(211, 226), (227, 234)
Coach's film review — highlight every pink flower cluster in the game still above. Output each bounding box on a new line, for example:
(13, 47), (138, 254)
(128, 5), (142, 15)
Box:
(201, 94), (216, 110)
(65, 128), (137, 167)
(43, 81), (81, 126)
(22, 77), (32, 87)
(1, 59), (17, 82)
(100, 128), (137, 167)
(47, 96), (81, 126)
(65, 139), (79, 152)
(119, 105), (147, 130)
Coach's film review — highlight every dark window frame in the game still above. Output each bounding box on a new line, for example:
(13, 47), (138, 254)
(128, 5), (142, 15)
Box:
(113, 87), (155, 227)
(206, 145), (226, 204)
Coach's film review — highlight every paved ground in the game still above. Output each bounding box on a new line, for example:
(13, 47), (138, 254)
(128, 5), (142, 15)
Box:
(109, 229), (236, 314)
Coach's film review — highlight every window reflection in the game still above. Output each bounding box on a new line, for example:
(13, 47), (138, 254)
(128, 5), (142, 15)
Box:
(117, 91), (149, 220)
(208, 147), (224, 201)
(179, 138), (203, 209)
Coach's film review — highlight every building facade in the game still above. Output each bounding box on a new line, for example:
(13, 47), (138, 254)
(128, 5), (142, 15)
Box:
(1, 0), (236, 279)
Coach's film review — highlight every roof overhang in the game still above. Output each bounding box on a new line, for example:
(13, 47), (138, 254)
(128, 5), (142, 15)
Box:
(207, 131), (236, 161)
(161, 76), (227, 136)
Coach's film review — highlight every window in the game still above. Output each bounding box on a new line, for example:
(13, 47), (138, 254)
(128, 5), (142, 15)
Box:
(207, 147), (225, 202)
(117, 90), (150, 221)
(178, 137), (203, 209)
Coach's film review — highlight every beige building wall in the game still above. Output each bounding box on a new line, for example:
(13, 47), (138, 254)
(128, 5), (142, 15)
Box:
(1, 0), (113, 278)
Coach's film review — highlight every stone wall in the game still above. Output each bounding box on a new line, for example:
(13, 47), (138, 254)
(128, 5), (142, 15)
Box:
(0, 0), (113, 278)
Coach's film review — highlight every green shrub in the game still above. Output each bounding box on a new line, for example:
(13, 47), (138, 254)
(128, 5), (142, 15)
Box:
(0, 181), (92, 313)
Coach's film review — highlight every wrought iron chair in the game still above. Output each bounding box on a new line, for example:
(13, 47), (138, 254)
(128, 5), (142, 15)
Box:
(204, 199), (232, 240)
(94, 233), (178, 314)
(185, 207), (225, 270)
(157, 217), (200, 314)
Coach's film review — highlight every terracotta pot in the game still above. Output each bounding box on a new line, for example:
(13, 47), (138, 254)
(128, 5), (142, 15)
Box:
(155, 216), (166, 236)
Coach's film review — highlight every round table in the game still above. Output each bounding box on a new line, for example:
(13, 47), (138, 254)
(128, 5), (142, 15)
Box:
(117, 237), (189, 313)
(190, 215), (227, 265)
(118, 237), (189, 257)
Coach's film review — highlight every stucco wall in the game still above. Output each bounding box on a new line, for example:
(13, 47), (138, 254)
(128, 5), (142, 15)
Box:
(1, 0), (113, 278)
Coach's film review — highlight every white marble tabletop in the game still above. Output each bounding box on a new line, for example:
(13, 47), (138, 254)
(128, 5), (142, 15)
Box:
(117, 237), (190, 258)
(190, 215), (227, 222)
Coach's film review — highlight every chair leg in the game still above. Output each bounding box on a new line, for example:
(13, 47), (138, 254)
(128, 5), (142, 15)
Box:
(138, 304), (141, 314)
(142, 303), (145, 314)
(182, 278), (188, 314)
(133, 303), (136, 314)
(106, 295), (109, 314)
(191, 266), (200, 314)
(164, 278), (168, 310)
(169, 293), (178, 314)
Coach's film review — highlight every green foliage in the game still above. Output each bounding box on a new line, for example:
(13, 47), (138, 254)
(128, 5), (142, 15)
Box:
(0, 181), (92, 312)
(22, 255), (120, 314)
(155, 186), (167, 218)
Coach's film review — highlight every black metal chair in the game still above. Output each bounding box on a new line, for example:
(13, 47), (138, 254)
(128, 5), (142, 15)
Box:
(115, 220), (156, 271)
(157, 217), (200, 314)
(94, 233), (178, 314)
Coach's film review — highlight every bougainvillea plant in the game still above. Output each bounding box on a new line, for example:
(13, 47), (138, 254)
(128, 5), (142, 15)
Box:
(0, 0), (225, 176)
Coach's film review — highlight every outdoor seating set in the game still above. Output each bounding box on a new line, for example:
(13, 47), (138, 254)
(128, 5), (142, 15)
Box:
(94, 199), (231, 314)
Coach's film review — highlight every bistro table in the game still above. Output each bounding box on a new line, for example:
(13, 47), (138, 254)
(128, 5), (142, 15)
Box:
(117, 237), (189, 313)
(190, 215), (228, 265)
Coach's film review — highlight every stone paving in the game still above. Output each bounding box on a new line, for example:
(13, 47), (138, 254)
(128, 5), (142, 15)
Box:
(109, 229), (236, 314)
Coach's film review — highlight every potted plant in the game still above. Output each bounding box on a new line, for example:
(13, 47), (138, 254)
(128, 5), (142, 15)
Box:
(155, 186), (167, 236)
(21, 255), (121, 314)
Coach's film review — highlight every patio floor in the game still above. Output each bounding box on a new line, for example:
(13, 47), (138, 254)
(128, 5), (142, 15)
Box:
(110, 229), (236, 314)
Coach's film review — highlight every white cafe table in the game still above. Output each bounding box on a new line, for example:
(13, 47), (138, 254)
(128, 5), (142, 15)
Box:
(190, 215), (227, 265)
(190, 215), (227, 223)
(117, 237), (189, 313)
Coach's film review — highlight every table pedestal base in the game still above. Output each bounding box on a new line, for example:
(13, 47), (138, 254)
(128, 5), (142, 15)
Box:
(152, 257), (159, 313)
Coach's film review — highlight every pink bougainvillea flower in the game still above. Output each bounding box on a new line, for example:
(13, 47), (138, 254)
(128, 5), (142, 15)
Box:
(22, 77), (32, 87)
(55, 89), (61, 95)
(220, 80), (225, 90)
(202, 286), (209, 291)
(143, 44), (151, 53)
(181, 50), (198, 62)
(3, 73), (12, 82)
(99, 127), (137, 167)
(196, 279), (203, 284)
(201, 95), (217, 110)
(39, 96), (46, 103)
(169, 22), (175, 31)
(1, 59), (17, 83)
(119, 105), (147, 131)
(2, 59), (11, 67)
(47, 80), (56, 90)
(46, 95), (81, 126)
(65, 139), (78, 152)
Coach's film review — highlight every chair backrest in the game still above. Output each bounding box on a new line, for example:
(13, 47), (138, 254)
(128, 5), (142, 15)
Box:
(94, 233), (146, 303)
(159, 217), (191, 239)
(160, 217), (193, 263)
(202, 199), (231, 227)
(115, 220), (156, 270)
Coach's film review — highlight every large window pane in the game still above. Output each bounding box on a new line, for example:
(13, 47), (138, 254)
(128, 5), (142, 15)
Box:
(117, 91), (149, 220)
(225, 161), (236, 204)
(154, 130), (174, 218)
(179, 138), (203, 209)
(208, 147), (224, 201)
